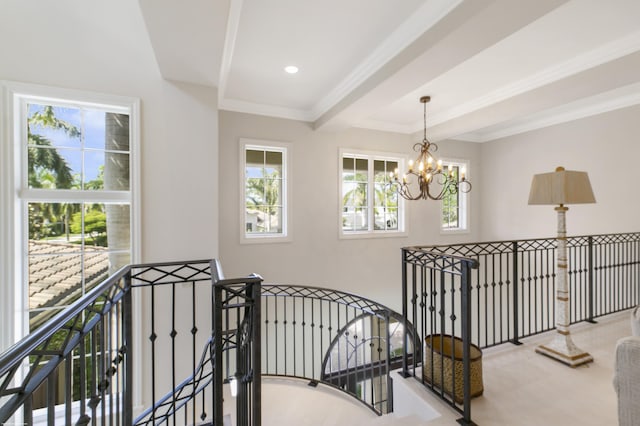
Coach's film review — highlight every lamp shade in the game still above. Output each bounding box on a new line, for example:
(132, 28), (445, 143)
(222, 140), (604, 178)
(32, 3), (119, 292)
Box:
(528, 166), (596, 206)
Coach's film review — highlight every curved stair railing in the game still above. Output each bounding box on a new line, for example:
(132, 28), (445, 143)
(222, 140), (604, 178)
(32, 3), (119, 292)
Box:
(1, 259), (409, 425)
(259, 285), (409, 415)
(132, 336), (215, 425)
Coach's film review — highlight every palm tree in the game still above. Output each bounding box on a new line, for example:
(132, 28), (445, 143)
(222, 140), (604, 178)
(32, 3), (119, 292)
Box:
(104, 113), (130, 272)
(27, 105), (80, 239)
(342, 170), (398, 230)
(246, 170), (282, 233)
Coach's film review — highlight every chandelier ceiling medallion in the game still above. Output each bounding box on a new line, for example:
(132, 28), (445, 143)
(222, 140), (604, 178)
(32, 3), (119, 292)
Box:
(391, 96), (472, 201)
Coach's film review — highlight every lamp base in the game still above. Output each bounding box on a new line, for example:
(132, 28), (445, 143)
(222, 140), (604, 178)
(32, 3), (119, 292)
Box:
(535, 333), (593, 367)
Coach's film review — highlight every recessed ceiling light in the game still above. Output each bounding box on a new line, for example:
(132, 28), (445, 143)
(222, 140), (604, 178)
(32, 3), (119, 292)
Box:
(284, 65), (299, 74)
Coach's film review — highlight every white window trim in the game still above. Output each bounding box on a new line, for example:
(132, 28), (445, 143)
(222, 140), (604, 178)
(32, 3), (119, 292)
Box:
(239, 138), (292, 244)
(0, 81), (142, 408)
(439, 157), (470, 235)
(339, 148), (407, 240)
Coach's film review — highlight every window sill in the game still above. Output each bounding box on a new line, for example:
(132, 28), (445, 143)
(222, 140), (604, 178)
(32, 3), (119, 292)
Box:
(240, 234), (292, 245)
(339, 230), (408, 240)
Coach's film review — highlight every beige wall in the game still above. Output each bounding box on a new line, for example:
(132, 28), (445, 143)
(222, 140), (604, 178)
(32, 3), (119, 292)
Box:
(218, 111), (481, 311)
(478, 105), (640, 241)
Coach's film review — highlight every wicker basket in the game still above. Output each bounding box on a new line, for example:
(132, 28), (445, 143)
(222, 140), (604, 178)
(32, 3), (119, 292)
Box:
(423, 334), (483, 403)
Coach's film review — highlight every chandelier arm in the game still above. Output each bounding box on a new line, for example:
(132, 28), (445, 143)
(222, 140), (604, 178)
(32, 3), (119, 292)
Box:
(459, 180), (472, 193)
(390, 95), (472, 202)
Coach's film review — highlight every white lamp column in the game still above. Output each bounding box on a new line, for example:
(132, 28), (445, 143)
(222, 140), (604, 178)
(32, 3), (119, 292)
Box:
(528, 166), (596, 367)
(534, 205), (593, 366)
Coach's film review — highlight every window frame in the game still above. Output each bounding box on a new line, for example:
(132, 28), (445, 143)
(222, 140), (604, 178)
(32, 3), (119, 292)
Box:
(339, 148), (407, 239)
(439, 158), (470, 234)
(0, 80), (142, 406)
(239, 138), (291, 244)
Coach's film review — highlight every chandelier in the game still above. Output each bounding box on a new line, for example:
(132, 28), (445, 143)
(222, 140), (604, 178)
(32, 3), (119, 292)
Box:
(390, 96), (472, 200)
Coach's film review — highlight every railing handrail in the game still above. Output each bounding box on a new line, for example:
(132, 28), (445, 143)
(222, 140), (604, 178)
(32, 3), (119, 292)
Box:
(0, 264), (131, 378)
(261, 283), (399, 319)
(403, 246), (480, 269)
(409, 231), (640, 254)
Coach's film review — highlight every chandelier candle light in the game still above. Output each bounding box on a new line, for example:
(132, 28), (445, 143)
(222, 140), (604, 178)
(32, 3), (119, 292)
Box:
(391, 96), (471, 201)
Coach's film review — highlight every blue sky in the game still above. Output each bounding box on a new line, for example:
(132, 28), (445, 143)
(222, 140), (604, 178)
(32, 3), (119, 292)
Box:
(28, 104), (123, 183)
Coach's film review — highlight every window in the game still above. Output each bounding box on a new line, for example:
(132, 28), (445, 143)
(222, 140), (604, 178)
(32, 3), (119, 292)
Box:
(241, 139), (290, 243)
(0, 82), (139, 388)
(340, 150), (404, 237)
(441, 160), (469, 233)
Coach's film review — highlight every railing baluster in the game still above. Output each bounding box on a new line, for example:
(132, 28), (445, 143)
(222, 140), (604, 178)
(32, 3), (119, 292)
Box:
(511, 241), (520, 345)
(65, 353), (72, 426)
(212, 279), (223, 425)
(587, 236), (596, 323)
(401, 249), (409, 377)
(460, 260), (473, 426)
(123, 273), (133, 426)
(47, 373), (55, 426)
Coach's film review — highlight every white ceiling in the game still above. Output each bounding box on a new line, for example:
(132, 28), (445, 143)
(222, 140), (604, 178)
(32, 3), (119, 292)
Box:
(139, 0), (640, 142)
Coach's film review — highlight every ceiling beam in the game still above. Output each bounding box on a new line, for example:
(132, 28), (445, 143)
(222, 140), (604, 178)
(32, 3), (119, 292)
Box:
(313, 0), (570, 132)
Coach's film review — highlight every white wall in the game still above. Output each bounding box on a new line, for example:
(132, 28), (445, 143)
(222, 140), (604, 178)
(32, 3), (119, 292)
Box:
(0, 0), (220, 411)
(478, 105), (640, 241)
(218, 111), (481, 311)
(0, 0), (220, 262)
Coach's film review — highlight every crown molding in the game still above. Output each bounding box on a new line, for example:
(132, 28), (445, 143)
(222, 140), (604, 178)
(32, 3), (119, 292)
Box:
(219, 98), (314, 122)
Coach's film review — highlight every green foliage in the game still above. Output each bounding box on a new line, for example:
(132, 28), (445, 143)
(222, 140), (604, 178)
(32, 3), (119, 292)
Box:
(245, 169), (281, 233)
(84, 165), (104, 190)
(70, 209), (107, 246)
(29, 105), (81, 138)
(27, 105), (82, 240)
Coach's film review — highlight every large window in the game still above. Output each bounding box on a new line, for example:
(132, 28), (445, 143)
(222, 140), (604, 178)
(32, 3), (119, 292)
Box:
(441, 160), (469, 233)
(241, 139), (290, 243)
(340, 150), (404, 237)
(0, 82), (139, 353)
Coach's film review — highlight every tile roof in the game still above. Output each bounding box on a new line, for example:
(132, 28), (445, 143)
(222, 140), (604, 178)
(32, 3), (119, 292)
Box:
(28, 240), (110, 329)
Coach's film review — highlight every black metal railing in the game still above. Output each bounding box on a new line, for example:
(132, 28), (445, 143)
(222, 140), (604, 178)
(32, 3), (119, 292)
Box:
(0, 265), (133, 426)
(401, 246), (478, 425)
(423, 232), (640, 348)
(259, 285), (408, 415)
(211, 260), (262, 426)
(402, 231), (640, 425)
(0, 259), (263, 426)
(2, 258), (406, 425)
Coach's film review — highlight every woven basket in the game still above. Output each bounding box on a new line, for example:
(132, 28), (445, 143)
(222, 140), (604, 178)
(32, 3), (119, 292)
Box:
(423, 334), (483, 403)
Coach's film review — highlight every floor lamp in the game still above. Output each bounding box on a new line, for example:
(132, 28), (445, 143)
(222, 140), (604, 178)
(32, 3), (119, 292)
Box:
(528, 166), (596, 367)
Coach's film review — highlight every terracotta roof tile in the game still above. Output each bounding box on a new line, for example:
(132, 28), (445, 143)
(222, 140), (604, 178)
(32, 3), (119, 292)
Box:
(28, 240), (110, 329)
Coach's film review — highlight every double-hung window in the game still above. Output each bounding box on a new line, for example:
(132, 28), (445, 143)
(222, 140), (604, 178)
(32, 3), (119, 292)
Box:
(440, 160), (469, 233)
(340, 150), (405, 237)
(241, 139), (290, 243)
(0, 82), (139, 360)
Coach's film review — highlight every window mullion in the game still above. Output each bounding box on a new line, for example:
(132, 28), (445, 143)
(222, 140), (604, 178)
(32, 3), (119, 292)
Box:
(20, 189), (131, 203)
(368, 158), (373, 232)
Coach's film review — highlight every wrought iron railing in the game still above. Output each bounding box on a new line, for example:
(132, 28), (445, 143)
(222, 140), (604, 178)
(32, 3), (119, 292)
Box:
(1, 259), (405, 425)
(260, 284), (408, 415)
(0, 265), (133, 426)
(401, 247), (478, 425)
(0, 260), (262, 426)
(402, 231), (640, 425)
